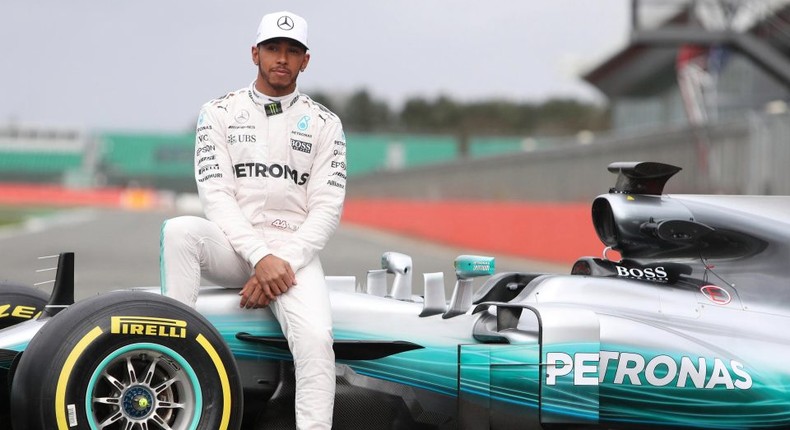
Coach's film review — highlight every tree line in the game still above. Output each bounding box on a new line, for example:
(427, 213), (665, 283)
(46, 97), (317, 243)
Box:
(309, 89), (610, 136)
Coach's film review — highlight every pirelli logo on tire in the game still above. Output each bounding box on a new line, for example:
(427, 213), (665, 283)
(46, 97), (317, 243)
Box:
(0, 304), (41, 319)
(110, 316), (187, 338)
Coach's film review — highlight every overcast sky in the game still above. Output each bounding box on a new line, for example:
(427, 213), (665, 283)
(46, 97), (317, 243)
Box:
(1, 1), (630, 132)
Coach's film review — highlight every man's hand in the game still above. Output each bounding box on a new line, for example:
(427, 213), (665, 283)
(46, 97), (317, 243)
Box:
(254, 254), (297, 301)
(239, 275), (271, 309)
(239, 255), (297, 309)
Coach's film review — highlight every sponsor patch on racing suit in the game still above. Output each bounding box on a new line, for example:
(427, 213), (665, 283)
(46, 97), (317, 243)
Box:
(194, 84), (346, 271)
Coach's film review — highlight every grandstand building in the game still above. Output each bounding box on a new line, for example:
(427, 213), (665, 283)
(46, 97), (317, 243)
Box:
(0, 123), (91, 185)
(584, 0), (790, 130)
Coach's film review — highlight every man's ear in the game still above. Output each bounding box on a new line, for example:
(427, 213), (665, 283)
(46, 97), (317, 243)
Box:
(300, 53), (311, 72)
(251, 45), (260, 65)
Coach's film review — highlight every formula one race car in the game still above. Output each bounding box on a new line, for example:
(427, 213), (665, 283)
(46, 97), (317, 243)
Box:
(1, 161), (790, 429)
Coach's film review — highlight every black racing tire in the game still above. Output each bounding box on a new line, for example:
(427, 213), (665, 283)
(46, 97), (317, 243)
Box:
(0, 283), (49, 330)
(0, 284), (48, 421)
(10, 291), (243, 430)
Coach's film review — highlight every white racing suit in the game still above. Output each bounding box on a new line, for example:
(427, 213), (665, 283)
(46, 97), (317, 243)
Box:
(160, 83), (347, 430)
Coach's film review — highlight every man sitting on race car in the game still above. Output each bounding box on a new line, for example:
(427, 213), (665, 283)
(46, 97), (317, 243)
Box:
(159, 10), (346, 430)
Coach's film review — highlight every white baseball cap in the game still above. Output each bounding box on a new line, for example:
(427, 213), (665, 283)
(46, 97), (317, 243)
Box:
(255, 11), (309, 50)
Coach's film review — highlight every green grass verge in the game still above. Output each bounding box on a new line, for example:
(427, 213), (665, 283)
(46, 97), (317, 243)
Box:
(0, 207), (55, 227)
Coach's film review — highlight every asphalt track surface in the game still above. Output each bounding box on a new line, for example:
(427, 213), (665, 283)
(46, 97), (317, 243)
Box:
(0, 207), (568, 428)
(0, 207), (567, 299)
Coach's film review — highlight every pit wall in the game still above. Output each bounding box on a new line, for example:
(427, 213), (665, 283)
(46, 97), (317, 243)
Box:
(342, 199), (601, 264)
(0, 183), (162, 211)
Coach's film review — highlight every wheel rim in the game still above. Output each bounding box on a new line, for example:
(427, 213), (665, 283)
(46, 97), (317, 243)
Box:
(86, 343), (202, 430)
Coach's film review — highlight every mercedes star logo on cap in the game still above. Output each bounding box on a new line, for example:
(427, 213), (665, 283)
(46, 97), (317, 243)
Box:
(277, 16), (294, 31)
